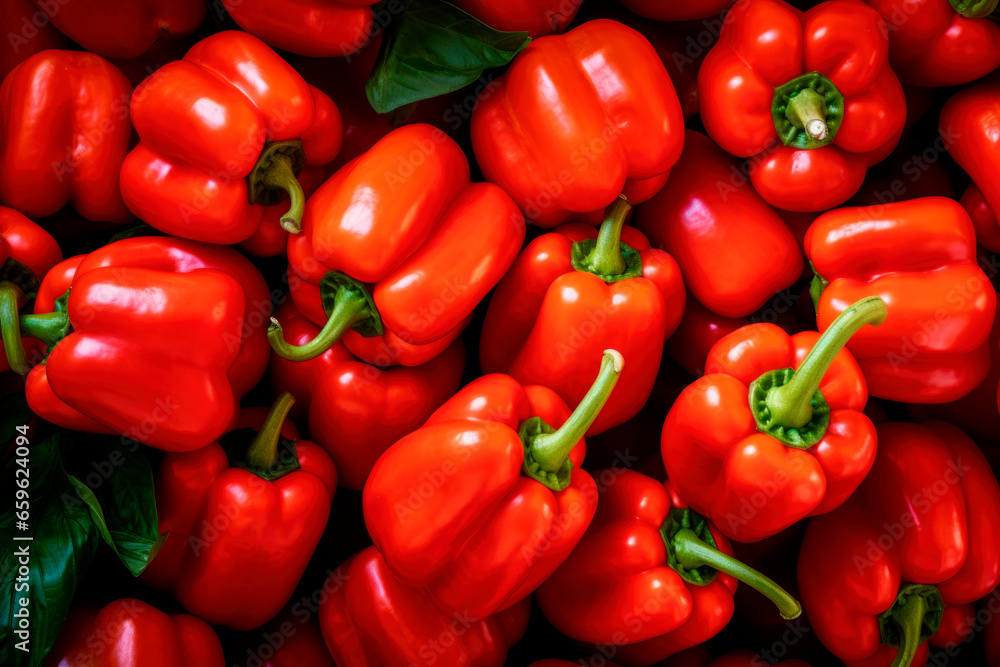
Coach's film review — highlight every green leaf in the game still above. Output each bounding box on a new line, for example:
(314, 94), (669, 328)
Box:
(0, 433), (99, 667)
(366, 0), (530, 114)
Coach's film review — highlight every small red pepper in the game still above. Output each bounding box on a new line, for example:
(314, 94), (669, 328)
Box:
(0, 50), (133, 223)
(480, 199), (685, 435)
(143, 394), (337, 631)
(798, 421), (1000, 667)
(536, 470), (801, 665)
(46, 598), (225, 666)
(120, 31), (343, 244)
(0, 0), (65, 81)
(698, 0), (905, 211)
(275, 123), (524, 367)
(663, 297), (885, 541)
(319, 546), (529, 667)
(452, 0), (582, 37)
(364, 350), (623, 620)
(221, 0), (377, 57)
(471, 19), (685, 227)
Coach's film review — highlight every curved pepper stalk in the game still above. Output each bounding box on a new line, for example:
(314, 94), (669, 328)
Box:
(0, 283), (72, 375)
(771, 72), (844, 149)
(520, 349), (624, 491)
(248, 140), (308, 234)
(950, 0), (1000, 18)
(570, 195), (642, 281)
(749, 295), (887, 447)
(223, 391), (303, 481)
(880, 584), (944, 667)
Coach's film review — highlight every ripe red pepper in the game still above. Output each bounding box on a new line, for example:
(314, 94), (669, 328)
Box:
(267, 300), (465, 490)
(663, 297), (885, 542)
(0, 50), (133, 223)
(143, 394), (336, 630)
(46, 598), (225, 666)
(806, 197), (996, 403)
(471, 19), (685, 227)
(120, 31), (343, 244)
(634, 131), (804, 319)
(275, 123), (523, 367)
(620, 0), (733, 20)
(0, 0), (65, 81)
(11, 237), (270, 451)
(698, 0), (905, 211)
(221, 0), (377, 57)
(364, 350), (623, 620)
(961, 183), (1000, 253)
(480, 199), (685, 435)
(798, 421), (1000, 667)
(319, 546), (529, 667)
(862, 0), (1000, 86)
(536, 470), (801, 665)
(452, 0), (582, 36)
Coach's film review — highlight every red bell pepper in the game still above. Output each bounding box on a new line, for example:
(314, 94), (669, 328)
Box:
(319, 546), (529, 667)
(480, 200), (684, 435)
(0, 50), (133, 223)
(221, 0), (377, 57)
(797, 421), (1000, 667)
(620, 0), (734, 20)
(275, 123), (523, 367)
(634, 131), (804, 319)
(143, 394), (336, 630)
(536, 470), (801, 665)
(11, 236), (270, 451)
(662, 297), (885, 541)
(0, 0), (65, 81)
(364, 350), (623, 619)
(46, 598), (225, 666)
(120, 31), (343, 244)
(698, 0), (905, 212)
(862, 0), (1000, 86)
(806, 197), (996, 403)
(267, 300), (465, 490)
(452, 0), (582, 36)
(961, 183), (1000, 253)
(471, 19), (685, 227)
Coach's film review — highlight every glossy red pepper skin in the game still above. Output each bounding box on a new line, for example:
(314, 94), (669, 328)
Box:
(0, 50), (133, 223)
(24, 237), (270, 451)
(267, 300), (465, 490)
(471, 19), (685, 227)
(143, 405), (337, 631)
(635, 131), (804, 319)
(961, 183), (1000, 253)
(26, 0), (204, 59)
(452, 0), (582, 36)
(862, 0), (1000, 87)
(222, 0), (377, 57)
(480, 222), (684, 435)
(46, 598), (225, 666)
(120, 31), (343, 244)
(798, 421), (1000, 665)
(285, 123), (523, 367)
(699, 0), (905, 212)
(620, 0), (734, 20)
(319, 546), (529, 667)
(0, 0), (65, 81)
(364, 372), (599, 620)
(806, 197), (996, 403)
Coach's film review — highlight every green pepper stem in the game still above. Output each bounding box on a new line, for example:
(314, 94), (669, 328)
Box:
(672, 527), (802, 620)
(263, 154), (305, 234)
(888, 593), (927, 667)
(587, 195), (632, 277)
(949, 0), (1000, 18)
(785, 88), (830, 141)
(530, 349), (624, 472)
(0, 281), (31, 375)
(764, 296), (887, 429)
(268, 291), (370, 362)
(246, 392), (296, 470)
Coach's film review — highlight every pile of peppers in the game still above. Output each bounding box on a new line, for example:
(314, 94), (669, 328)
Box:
(2, 2), (1000, 667)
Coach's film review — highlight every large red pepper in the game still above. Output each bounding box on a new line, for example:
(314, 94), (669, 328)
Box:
(536, 470), (802, 666)
(480, 200), (684, 435)
(471, 19), (685, 227)
(0, 50), (133, 223)
(120, 31), (343, 244)
(862, 0), (1000, 86)
(275, 123), (523, 367)
(11, 237), (270, 451)
(267, 300), (465, 490)
(142, 395), (336, 630)
(620, 0), (734, 20)
(797, 421), (1000, 667)
(221, 0), (377, 57)
(318, 546), (529, 667)
(364, 350), (623, 620)
(698, 0), (905, 211)
(46, 598), (225, 666)
(806, 197), (996, 403)
(452, 0), (582, 36)
(662, 297), (885, 541)
(634, 131), (804, 319)
(0, 0), (65, 81)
